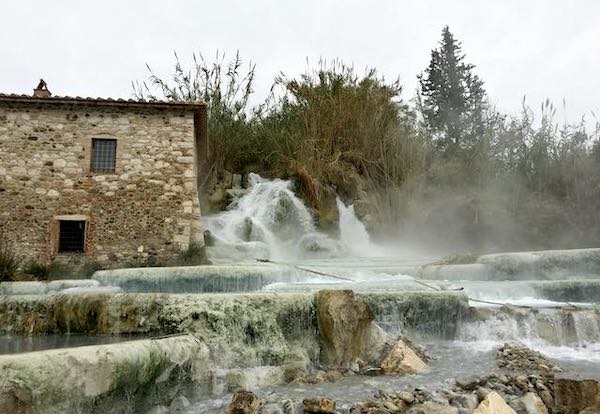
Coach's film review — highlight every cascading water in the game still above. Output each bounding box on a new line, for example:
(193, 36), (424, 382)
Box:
(335, 197), (378, 257)
(204, 174), (379, 262)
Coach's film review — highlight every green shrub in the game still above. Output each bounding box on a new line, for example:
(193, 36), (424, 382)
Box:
(22, 260), (51, 281)
(0, 240), (22, 282)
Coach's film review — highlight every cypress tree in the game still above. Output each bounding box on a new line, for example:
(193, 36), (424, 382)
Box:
(418, 26), (487, 155)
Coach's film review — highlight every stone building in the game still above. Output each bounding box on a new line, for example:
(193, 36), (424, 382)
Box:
(0, 81), (207, 269)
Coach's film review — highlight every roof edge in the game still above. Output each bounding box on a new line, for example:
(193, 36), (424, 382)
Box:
(0, 94), (206, 111)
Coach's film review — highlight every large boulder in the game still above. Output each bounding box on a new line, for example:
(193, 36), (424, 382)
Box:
(554, 378), (600, 414)
(472, 391), (516, 414)
(316, 290), (374, 368)
(224, 390), (261, 414)
(380, 339), (428, 375)
(360, 323), (388, 365)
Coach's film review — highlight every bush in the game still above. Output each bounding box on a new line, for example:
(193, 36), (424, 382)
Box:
(0, 240), (22, 282)
(172, 242), (208, 266)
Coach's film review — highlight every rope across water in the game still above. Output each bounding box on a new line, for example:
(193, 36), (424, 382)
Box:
(256, 259), (583, 310)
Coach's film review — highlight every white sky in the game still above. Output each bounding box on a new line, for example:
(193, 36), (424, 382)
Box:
(2, 0), (599, 122)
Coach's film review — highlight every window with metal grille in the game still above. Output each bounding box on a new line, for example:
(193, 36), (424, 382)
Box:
(91, 138), (117, 173)
(58, 220), (86, 253)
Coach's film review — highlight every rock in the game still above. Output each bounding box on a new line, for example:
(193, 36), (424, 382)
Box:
(408, 401), (458, 414)
(384, 400), (401, 412)
(360, 323), (388, 365)
(554, 378), (600, 414)
(307, 371), (325, 385)
(472, 391), (516, 414)
(496, 342), (559, 376)
(519, 392), (548, 414)
(537, 390), (553, 410)
(283, 361), (307, 383)
(225, 390), (261, 414)
(302, 396), (335, 413)
(455, 376), (480, 391)
(364, 367), (383, 376)
(204, 229), (217, 246)
(398, 391), (416, 404)
(452, 393), (479, 412)
(380, 339), (428, 375)
(316, 290), (374, 368)
(323, 370), (343, 382)
(515, 375), (531, 391)
(475, 387), (492, 402)
(170, 395), (191, 412)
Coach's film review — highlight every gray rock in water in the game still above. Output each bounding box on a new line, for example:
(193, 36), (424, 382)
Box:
(456, 376), (481, 391)
(398, 391), (416, 404)
(475, 387), (492, 402)
(452, 393), (479, 412)
(519, 392), (549, 414)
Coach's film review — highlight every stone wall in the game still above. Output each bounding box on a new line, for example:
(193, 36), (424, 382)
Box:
(0, 101), (204, 267)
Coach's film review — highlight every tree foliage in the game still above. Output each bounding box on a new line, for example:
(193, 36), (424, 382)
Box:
(418, 26), (487, 156)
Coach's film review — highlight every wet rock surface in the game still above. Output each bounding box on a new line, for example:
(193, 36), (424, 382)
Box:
(472, 391), (516, 414)
(496, 342), (561, 377)
(224, 390), (261, 414)
(554, 377), (600, 414)
(316, 290), (375, 368)
(380, 339), (428, 375)
(302, 396), (336, 413)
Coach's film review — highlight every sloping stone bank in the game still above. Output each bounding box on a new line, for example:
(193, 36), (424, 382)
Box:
(0, 335), (207, 414)
(0, 291), (469, 412)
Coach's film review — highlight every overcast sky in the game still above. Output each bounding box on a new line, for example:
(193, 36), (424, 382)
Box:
(2, 1), (599, 122)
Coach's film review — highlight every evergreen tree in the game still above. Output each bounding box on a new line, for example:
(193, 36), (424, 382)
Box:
(418, 26), (487, 155)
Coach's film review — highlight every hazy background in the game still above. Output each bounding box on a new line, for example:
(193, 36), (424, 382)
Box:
(1, 0), (599, 121)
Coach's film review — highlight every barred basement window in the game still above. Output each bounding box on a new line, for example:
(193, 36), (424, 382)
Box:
(91, 138), (117, 173)
(58, 220), (86, 253)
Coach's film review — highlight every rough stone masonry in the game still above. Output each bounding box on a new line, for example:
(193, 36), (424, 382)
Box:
(0, 82), (208, 268)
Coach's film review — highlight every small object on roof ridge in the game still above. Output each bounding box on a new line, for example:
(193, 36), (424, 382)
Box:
(33, 79), (51, 98)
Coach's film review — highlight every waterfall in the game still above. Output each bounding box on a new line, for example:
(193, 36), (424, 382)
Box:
(456, 307), (600, 361)
(205, 174), (344, 261)
(336, 197), (378, 257)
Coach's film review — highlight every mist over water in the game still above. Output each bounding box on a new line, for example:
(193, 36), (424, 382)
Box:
(202, 175), (600, 364)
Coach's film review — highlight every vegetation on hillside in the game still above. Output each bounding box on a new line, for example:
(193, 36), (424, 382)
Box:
(135, 27), (600, 252)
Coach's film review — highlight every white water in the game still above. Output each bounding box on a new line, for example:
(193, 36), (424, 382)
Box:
(196, 174), (600, 412)
(205, 174), (379, 261)
(335, 197), (377, 256)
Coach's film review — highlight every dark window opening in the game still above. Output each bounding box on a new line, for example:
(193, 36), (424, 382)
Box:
(58, 220), (86, 253)
(91, 138), (117, 173)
